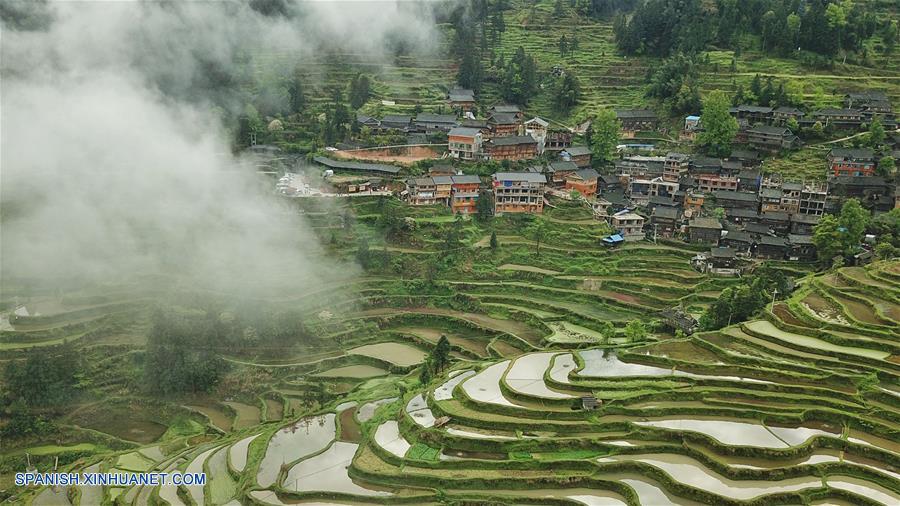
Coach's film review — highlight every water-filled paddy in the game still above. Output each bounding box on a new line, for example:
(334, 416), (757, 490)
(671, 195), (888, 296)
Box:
(357, 397), (397, 422)
(578, 349), (770, 383)
(744, 320), (890, 360)
(283, 442), (392, 496)
(460, 361), (516, 406)
(374, 420), (411, 457)
(633, 418), (835, 448)
(434, 370), (475, 401)
(598, 453), (821, 500)
(229, 434), (259, 472)
(505, 353), (575, 399)
(549, 353), (575, 383)
(185, 446), (219, 506)
(257, 414), (336, 488)
(406, 394), (437, 427)
(206, 447), (237, 505)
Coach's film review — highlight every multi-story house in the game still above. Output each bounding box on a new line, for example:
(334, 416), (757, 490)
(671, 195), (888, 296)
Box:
(650, 206), (682, 238)
(406, 177), (440, 205)
(544, 128), (573, 151)
(560, 146), (592, 168)
(565, 168), (599, 197)
(759, 187), (783, 213)
(431, 176), (453, 204)
(450, 175), (481, 214)
(488, 104), (524, 121)
(492, 172), (546, 214)
(649, 177), (679, 200)
(713, 190), (759, 211)
(487, 112), (522, 137)
(827, 148), (876, 177)
(745, 125), (800, 151)
(779, 182), (802, 214)
(663, 153), (690, 182)
(609, 210), (645, 241)
(627, 178), (653, 207)
(619, 155), (666, 178)
(772, 107), (804, 126)
(737, 169), (762, 192)
(798, 183), (828, 215)
(730, 105), (774, 125)
(447, 88), (476, 113)
(414, 113), (458, 133)
(381, 115), (413, 131)
(697, 174), (738, 193)
(548, 161), (579, 186)
(687, 217), (722, 244)
(684, 191), (705, 214)
(808, 108), (863, 129)
(616, 109), (658, 135)
(484, 136), (539, 161)
(448, 127), (484, 160)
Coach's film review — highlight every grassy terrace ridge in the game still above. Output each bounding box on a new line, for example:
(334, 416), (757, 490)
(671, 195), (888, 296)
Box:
(11, 183), (900, 505)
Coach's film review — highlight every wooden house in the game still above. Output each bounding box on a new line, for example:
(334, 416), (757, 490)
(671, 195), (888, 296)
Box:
(616, 109), (658, 135)
(561, 146), (592, 168)
(687, 217), (722, 244)
(485, 135), (538, 161)
(565, 168), (599, 197)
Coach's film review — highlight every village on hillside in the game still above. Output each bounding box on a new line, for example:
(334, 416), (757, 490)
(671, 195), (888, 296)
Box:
(270, 86), (900, 274)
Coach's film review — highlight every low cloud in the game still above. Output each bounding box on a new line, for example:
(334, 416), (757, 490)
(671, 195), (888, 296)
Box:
(1, 1), (443, 294)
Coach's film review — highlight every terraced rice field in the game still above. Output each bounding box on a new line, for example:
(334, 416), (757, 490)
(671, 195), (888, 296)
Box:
(19, 209), (900, 506)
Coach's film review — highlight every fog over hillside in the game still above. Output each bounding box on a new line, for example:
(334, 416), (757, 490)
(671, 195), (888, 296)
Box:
(0, 1), (442, 294)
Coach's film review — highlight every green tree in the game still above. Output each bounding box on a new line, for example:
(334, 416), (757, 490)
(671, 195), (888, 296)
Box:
(878, 156), (896, 178)
(624, 320), (648, 342)
(348, 74), (371, 110)
(476, 190), (493, 221)
(489, 231), (498, 250)
(3, 342), (81, 406)
(531, 220), (548, 256)
(812, 214), (845, 265)
(812, 121), (825, 138)
(457, 45), (484, 92)
(554, 72), (581, 112)
(697, 90), (739, 157)
(288, 69), (306, 115)
(839, 198), (869, 249)
(868, 116), (886, 147)
(433, 335), (452, 373)
(875, 242), (897, 260)
(559, 35), (569, 56)
(786, 117), (800, 133)
(419, 357), (433, 384)
(591, 109), (620, 164)
(499, 46), (538, 104)
(813, 199), (870, 264)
